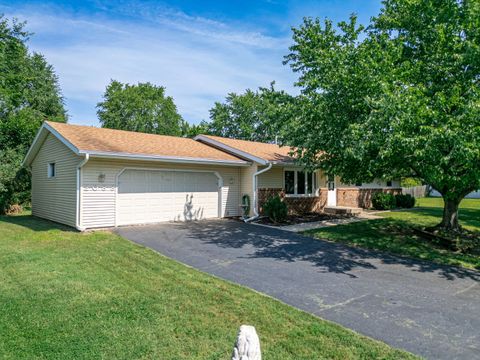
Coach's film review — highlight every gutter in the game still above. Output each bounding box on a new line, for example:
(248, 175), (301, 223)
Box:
(244, 162), (273, 223)
(80, 151), (251, 167)
(75, 154), (90, 231)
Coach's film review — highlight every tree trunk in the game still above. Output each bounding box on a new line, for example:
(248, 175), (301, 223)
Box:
(438, 197), (461, 231)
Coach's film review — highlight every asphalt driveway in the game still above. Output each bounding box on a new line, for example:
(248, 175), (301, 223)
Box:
(115, 219), (480, 359)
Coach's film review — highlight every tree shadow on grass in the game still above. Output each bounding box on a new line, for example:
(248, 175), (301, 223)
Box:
(411, 206), (480, 230)
(181, 220), (480, 281)
(0, 214), (76, 233)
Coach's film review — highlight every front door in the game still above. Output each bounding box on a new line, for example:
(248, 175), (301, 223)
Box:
(327, 174), (336, 206)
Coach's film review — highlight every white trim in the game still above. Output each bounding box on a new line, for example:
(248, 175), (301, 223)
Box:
(114, 167), (224, 227)
(43, 122), (81, 155)
(283, 169), (316, 197)
(83, 150), (250, 167)
(76, 154), (89, 231)
(22, 124), (48, 167)
(194, 135), (269, 165)
(244, 162), (273, 222)
(23, 122), (80, 167)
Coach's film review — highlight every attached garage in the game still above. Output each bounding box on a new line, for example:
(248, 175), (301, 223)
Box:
(116, 169), (221, 225)
(23, 121), (248, 230)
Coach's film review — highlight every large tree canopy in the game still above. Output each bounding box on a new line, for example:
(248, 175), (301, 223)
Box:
(203, 84), (294, 142)
(284, 0), (480, 231)
(97, 80), (184, 136)
(0, 16), (66, 213)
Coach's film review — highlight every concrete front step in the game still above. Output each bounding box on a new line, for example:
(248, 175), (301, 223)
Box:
(324, 206), (362, 215)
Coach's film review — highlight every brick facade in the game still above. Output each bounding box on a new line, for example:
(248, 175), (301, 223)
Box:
(336, 188), (402, 208)
(258, 188), (327, 216)
(258, 187), (402, 215)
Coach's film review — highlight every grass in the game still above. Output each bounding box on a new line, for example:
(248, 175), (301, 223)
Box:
(305, 197), (480, 270)
(0, 214), (416, 360)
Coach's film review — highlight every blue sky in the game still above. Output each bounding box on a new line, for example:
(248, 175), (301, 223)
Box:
(1, 0), (382, 126)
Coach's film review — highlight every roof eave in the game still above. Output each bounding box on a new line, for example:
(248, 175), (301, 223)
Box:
(81, 151), (252, 167)
(22, 122), (80, 167)
(194, 135), (269, 165)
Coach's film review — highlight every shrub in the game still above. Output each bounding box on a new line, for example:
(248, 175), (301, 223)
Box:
(395, 194), (416, 208)
(400, 177), (422, 187)
(263, 195), (288, 223)
(0, 149), (31, 215)
(456, 235), (480, 255)
(371, 192), (396, 210)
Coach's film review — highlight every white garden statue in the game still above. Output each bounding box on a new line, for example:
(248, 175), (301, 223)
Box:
(231, 325), (261, 360)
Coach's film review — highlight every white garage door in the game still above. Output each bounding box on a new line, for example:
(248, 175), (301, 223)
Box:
(117, 169), (220, 226)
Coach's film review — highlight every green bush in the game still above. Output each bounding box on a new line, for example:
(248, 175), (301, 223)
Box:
(456, 235), (480, 255)
(395, 194), (416, 208)
(0, 148), (31, 214)
(263, 195), (288, 223)
(400, 177), (422, 187)
(371, 192), (396, 210)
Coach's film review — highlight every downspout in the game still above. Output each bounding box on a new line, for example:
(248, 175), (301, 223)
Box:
(244, 162), (273, 222)
(76, 154), (90, 231)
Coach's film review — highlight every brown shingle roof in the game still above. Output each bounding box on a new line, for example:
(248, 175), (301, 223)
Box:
(46, 122), (246, 163)
(198, 135), (295, 163)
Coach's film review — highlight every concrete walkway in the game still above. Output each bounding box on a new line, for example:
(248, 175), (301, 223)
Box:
(116, 220), (480, 360)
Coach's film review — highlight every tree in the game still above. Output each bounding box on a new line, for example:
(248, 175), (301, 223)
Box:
(97, 80), (184, 136)
(284, 0), (480, 232)
(180, 121), (208, 138)
(204, 84), (294, 142)
(0, 16), (66, 213)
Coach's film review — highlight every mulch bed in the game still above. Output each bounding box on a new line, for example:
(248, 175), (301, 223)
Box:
(254, 213), (353, 226)
(413, 227), (480, 254)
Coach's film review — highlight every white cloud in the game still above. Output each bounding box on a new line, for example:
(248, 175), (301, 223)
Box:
(2, 3), (297, 125)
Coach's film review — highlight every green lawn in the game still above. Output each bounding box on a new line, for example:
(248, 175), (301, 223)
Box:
(0, 215), (415, 360)
(305, 197), (480, 270)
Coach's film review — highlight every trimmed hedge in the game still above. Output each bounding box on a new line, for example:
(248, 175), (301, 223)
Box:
(395, 194), (416, 208)
(372, 192), (396, 210)
(263, 195), (288, 223)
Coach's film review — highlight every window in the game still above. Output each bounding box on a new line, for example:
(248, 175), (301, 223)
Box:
(297, 171), (305, 194)
(285, 171), (295, 194)
(48, 163), (56, 178)
(386, 180), (392, 187)
(284, 170), (316, 196)
(307, 172), (313, 194)
(327, 174), (335, 191)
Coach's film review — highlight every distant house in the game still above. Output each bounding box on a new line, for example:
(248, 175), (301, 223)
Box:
(23, 122), (400, 230)
(429, 189), (480, 199)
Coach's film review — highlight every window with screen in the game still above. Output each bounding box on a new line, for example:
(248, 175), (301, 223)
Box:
(284, 170), (316, 196)
(284, 171), (295, 194)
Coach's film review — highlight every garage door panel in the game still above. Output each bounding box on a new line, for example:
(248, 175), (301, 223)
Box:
(117, 169), (219, 226)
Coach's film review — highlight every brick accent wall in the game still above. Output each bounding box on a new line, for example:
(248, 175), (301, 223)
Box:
(258, 187), (403, 214)
(336, 188), (402, 208)
(258, 188), (327, 215)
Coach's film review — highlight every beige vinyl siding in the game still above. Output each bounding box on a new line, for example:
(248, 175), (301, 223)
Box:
(257, 166), (283, 188)
(258, 167), (325, 194)
(239, 164), (257, 216)
(31, 133), (80, 227)
(80, 158), (241, 229)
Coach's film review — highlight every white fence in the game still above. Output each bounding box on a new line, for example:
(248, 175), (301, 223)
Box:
(402, 185), (429, 198)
